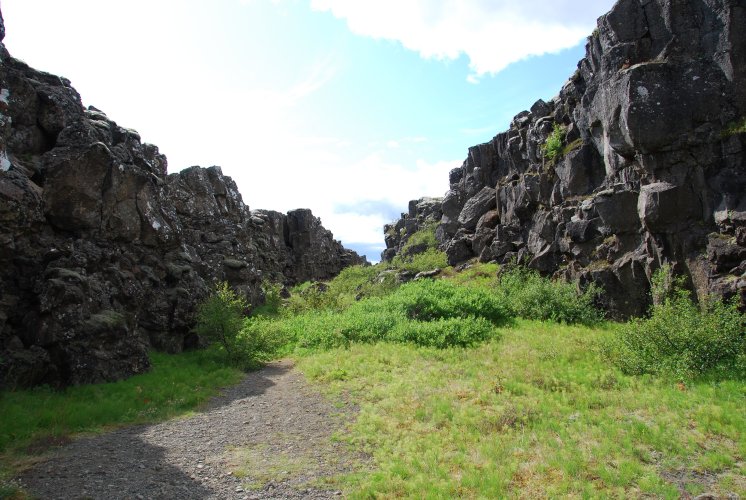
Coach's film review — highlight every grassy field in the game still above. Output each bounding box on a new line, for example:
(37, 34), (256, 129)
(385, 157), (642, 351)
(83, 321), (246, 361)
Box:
(297, 321), (746, 498)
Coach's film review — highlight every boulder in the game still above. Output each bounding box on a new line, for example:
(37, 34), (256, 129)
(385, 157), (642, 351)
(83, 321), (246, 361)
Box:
(458, 186), (496, 230)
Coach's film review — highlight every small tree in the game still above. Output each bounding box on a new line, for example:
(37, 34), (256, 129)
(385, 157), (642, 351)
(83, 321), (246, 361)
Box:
(195, 282), (247, 362)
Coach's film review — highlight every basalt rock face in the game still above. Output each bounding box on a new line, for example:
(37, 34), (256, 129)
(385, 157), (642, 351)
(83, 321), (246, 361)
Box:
(381, 197), (442, 262)
(388, 0), (746, 319)
(0, 13), (365, 388)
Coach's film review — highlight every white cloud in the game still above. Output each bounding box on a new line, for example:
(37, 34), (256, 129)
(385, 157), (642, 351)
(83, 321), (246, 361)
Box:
(310, 0), (616, 81)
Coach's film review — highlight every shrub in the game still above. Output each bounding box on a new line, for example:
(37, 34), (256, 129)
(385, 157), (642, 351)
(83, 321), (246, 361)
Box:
(195, 283), (285, 369)
(542, 123), (566, 161)
(236, 316), (290, 366)
(604, 268), (745, 379)
(400, 222), (438, 253)
(388, 317), (495, 348)
(382, 279), (509, 324)
(495, 267), (601, 325)
(195, 282), (247, 364)
(283, 279), (506, 350)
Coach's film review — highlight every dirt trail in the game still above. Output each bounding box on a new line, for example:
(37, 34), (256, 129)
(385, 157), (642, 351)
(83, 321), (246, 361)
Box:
(18, 360), (363, 499)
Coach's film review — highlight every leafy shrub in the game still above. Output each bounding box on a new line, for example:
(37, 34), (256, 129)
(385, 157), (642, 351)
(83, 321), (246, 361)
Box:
(604, 268), (745, 379)
(388, 317), (495, 348)
(542, 123), (566, 161)
(236, 316), (290, 366)
(382, 279), (509, 324)
(196, 283), (284, 368)
(279, 279), (506, 350)
(195, 282), (248, 364)
(327, 264), (398, 306)
(495, 267), (601, 325)
(284, 281), (337, 314)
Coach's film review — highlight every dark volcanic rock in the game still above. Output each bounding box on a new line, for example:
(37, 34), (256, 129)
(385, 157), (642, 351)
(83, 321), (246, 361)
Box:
(0, 12), (365, 388)
(381, 197), (442, 262)
(385, 0), (746, 319)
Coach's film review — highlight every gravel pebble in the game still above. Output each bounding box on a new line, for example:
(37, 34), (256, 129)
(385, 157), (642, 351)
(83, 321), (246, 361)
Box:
(18, 360), (365, 499)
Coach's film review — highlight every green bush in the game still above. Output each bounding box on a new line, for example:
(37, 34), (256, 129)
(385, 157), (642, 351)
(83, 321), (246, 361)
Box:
(542, 123), (566, 161)
(274, 279), (506, 350)
(388, 317), (495, 348)
(382, 279), (509, 324)
(495, 267), (601, 325)
(236, 316), (290, 366)
(195, 282), (248, 364)
(251, 280), (284, 317)
(604, 269), (745, 379)
(196, 282), (284, 368)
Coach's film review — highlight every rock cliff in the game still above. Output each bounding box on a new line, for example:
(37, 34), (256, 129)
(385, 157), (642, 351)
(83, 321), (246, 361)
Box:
(0, 11), (365, 388)
(385, 0), (746, 318)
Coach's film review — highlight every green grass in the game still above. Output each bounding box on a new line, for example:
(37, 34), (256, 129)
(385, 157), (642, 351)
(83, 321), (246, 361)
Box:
(0, 348), (243, 488)
(296, 321), (746, 498)
(543, 123), (566, 161)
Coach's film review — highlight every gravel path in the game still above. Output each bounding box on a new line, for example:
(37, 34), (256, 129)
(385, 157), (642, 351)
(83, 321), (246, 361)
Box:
(18, 360), (364, 499)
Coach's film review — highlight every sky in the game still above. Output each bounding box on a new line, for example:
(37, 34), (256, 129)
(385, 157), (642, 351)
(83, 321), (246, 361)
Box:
(2, 0), (616, 262)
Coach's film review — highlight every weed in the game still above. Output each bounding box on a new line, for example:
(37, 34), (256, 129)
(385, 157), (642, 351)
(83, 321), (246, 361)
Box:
(542, 123), (566, 161)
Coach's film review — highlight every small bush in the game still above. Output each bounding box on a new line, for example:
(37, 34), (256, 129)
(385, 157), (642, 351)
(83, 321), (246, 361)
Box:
(542, 123), (566, 161)
(382, 279), (509, 324)
(388, 317), (496, 348)
(284, 281), (337, 314)
(195, 282), (248, 364)
(196, 283), (284, 369)
(283, 279), (506, 350)
(236, 316), (290, 366)
(604, 268), (745, 379)
(496, 267), (601, 325)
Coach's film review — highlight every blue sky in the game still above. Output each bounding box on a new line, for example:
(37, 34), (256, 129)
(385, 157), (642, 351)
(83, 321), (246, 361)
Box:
(2, 0), (616, 261)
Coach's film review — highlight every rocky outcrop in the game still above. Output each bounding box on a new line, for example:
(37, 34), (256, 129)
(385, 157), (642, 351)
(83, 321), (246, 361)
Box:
(0, 11), (365, 388)
(381, 197), (442, 262)
(387, 0), (746, 318)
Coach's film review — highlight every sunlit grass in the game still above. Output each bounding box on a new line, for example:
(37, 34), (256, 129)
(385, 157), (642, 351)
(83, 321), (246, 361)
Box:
(297, 321), (746, 498)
